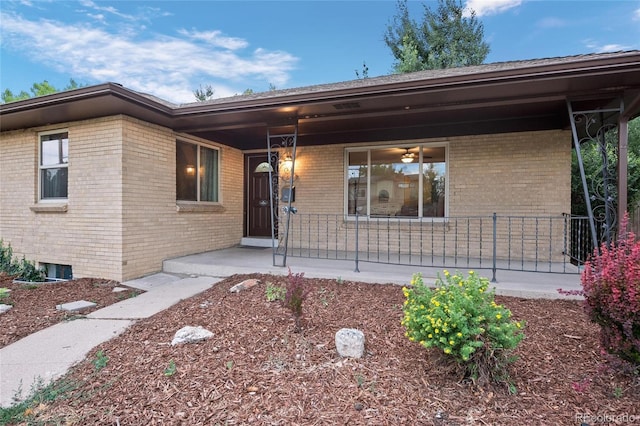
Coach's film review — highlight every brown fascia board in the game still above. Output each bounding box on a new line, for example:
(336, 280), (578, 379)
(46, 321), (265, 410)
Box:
(175, 51), (640, 115)
(0, 82), (176, 132)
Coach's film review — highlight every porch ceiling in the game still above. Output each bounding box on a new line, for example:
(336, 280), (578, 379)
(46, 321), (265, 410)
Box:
(2, 52), (640, 150)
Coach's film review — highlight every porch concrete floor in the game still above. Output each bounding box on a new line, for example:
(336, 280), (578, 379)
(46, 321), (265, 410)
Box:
(163, 245), (583, 299)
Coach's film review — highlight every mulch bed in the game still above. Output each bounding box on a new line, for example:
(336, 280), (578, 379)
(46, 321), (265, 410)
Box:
(13, 272), (637, 425)
(0, 275), (142, 349)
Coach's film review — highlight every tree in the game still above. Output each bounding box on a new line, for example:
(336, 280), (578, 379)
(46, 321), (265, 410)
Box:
(1, 79), (83, 103)
(384, 0), (490, 73)
(193, 84), (215, 102)
(355, 61), (369, 79)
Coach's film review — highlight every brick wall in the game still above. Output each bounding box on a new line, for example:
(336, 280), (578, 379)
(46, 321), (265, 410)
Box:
(0, 117), (124, 279)
(277, 130), (571, 261)
(120, 117), (244, 280)
(1, 116), (244, 282)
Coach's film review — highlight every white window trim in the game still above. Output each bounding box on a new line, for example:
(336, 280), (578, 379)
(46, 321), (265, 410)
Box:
(344, 141), (449, 221)
(38, 129), (69, 203)
(176, 138), (222, 204)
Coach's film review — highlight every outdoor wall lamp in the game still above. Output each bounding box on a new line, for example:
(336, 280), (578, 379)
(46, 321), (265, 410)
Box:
(185, 165), (196, 175)
(281, 154), (293, 172)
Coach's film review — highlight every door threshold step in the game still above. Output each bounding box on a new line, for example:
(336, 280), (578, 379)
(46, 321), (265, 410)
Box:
(241, 237), (278, 248)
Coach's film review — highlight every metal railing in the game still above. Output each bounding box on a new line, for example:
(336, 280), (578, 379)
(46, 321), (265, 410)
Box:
(277, 213), (594, 281)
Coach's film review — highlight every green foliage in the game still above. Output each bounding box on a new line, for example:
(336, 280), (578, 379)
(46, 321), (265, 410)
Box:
(92, 350), (109, 372)
(1, 79), (84, 103)
(164, 360), (177, 377)
(384, 0), (489, 73)
(194, 84), (215, 101)
(0, 287), (10, 301)
(0, 240), (45, 282)
(284, 268), (310, 332)
(265, 283), (286, 302)
(402, 271), (524, 386)
(0, 376), (78, 424)
(355, 61), (369, 79)
(572, 118), (640, 216)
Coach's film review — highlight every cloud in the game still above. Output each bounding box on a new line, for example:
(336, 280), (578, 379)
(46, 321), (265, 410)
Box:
(634, 7), (640, 21)
(464, 0), (522, 17)
(0, 11), (298, 103)
(78, 0), (136, 21)
(177, 29), (249, 50)
(584, 39), (632, 53)
(536, 17), (566, 29)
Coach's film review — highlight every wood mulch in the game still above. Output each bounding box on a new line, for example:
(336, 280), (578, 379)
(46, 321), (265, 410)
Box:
(0, 274), (142, 349)
(4, 273), (640, 425)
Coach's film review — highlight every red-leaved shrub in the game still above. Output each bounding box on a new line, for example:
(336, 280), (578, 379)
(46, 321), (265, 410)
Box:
(284, 268), (310, 332)
(581, 218), (640, 366)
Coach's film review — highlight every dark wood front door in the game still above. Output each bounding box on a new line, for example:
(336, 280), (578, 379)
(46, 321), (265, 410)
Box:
(246, 154), (275, 237)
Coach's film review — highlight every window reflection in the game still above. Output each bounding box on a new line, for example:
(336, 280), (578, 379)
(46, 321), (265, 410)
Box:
(347, 146), (446, 218)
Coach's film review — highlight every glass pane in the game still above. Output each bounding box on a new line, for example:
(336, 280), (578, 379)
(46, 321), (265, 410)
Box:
(41, 167), (68, 199)
(347, 151), (367, 215)
(199, 146), (218, 202)
(422, 147), (446, 217)
(41, 139), (60, 166)
(61, 137), (69, 164)
(370, 147), (419, 217)
(41, 133), (68, 166)
(176, 141), (197, 201)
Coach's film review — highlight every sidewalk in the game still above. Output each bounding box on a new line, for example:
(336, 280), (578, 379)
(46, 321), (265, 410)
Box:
(0, 247), (583, 408)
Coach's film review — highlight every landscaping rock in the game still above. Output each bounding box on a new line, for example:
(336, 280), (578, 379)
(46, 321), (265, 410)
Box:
(112, 287), (129, 293)
(229, 278), (261, 293)
(0, 304), (12, 314)
(335, 328), (365, 358)
(171, 325), (214, 346)
(56, 300), (97, 312)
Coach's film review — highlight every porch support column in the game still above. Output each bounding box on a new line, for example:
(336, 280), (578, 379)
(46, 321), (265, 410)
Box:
(619, 91), (640, 233)
(618, 114), (628, 233)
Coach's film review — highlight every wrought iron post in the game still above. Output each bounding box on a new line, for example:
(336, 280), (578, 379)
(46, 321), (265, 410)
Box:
(491, 212), (497, 283)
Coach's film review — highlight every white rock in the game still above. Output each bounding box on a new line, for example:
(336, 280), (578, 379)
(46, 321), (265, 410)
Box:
(0, 304), (13, 314)
(171, 325), (214, 346)
(335, 328), (365, 358)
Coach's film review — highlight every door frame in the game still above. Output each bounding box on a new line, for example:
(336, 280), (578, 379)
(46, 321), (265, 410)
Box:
(244, 152), (278, 238)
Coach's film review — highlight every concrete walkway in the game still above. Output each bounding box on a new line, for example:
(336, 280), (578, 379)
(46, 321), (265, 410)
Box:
(0, 275), (217, 407)
(0, 246), (583, 408)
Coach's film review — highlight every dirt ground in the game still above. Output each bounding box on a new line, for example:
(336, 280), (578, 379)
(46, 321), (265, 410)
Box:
(2, 273), (639, 425)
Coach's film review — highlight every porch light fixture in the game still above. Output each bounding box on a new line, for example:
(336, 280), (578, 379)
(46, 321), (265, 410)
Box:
(401, 149), (415, 163)
(281, 154), (293, 172)
(185, 164), (196, 175)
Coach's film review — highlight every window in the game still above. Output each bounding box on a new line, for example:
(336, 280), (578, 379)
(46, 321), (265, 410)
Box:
(42, 263), (73, 280)
(176, 140), (219, 202)
(347, 145), (446, 218)
(39, 131), (69, 200)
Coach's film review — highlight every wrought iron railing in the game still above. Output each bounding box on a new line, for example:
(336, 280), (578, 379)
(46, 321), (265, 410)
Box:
(275, 213), (595, 281)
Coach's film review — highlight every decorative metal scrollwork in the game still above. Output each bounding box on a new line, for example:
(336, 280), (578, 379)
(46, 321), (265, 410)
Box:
(572, 112), (619, 245)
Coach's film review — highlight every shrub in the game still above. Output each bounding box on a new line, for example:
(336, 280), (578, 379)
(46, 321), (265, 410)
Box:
(0, 240), (45, 282)
(581, 223), (640, 367)
(265, 283), (286, 302)
(284, 268), (310, 332)
(401, 270), (524, 387)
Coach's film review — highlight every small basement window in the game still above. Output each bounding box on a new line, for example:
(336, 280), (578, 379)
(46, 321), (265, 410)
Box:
(42, 263), (73, 280)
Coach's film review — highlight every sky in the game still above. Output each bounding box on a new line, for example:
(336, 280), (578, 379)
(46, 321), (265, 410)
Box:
(1, 0), (639, 104)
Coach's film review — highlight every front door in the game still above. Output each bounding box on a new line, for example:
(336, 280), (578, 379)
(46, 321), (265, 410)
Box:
(246, 154), (275, 237)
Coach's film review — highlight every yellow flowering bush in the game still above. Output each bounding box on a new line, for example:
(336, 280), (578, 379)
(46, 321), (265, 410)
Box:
(401, 270), (525, 386)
